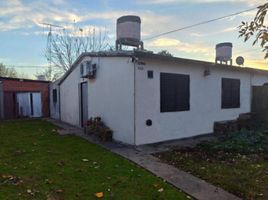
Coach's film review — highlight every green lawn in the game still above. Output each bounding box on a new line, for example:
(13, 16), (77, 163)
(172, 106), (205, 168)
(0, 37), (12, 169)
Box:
(0, 120), (188, 200)
(156, 128), (268, 200)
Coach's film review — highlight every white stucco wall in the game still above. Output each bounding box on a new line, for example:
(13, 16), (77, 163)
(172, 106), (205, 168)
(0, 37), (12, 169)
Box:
(134, 60), (268, 145)
(59, 54), (268, 146)
(251, 73), (268, 86)
(87, 57), (135, 145)
(60, 56), (135, 144)
(60, 64), (81, 126)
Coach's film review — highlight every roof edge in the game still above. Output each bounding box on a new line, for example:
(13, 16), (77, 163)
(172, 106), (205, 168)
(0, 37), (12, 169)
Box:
(0, 76), (50, 83)
(58, 51), (134, 85)
(58, 50), (268, 85)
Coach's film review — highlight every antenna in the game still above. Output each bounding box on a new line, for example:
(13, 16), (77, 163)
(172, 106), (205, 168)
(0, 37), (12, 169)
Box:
(236, 56), (245, 66)
(39, 22), (64, 80)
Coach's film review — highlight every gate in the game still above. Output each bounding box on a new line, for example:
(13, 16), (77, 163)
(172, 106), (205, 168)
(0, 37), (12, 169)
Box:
(252, 85), (268, 122)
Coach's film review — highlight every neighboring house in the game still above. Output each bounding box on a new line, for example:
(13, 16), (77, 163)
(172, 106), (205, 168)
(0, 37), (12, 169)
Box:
(0, 77), (50, 119)
(57, 50), (268, 145)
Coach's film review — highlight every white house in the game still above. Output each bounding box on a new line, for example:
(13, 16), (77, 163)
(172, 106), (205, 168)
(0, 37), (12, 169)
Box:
(56, 50), (268, 145)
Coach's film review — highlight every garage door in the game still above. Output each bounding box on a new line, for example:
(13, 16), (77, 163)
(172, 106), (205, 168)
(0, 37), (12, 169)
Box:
(17, 92), (42, 118)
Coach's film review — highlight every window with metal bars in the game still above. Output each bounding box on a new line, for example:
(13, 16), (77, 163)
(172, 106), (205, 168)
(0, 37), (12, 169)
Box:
(160, 73), (190, 112)
(221, 78), (240, 109)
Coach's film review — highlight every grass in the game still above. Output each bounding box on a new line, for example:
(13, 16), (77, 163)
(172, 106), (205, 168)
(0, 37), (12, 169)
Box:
(0, 120), (188, 200)
(155, 128), (268, 200)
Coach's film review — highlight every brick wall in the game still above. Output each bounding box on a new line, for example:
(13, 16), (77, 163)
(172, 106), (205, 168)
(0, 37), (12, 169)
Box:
(2, 79), (50, 117)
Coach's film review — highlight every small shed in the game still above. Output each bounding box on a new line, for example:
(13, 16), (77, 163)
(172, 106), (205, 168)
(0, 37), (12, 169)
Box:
(0, 77), (50, 119)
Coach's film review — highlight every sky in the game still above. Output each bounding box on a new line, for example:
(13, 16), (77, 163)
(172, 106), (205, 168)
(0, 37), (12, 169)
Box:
(0, 0), (267, 78)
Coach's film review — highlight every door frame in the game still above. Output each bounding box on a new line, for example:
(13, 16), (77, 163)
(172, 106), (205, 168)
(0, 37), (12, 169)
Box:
(80, 82), (88, 127)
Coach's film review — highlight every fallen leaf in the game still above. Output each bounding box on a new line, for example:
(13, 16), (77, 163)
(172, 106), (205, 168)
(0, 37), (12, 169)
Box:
(27, 189), (32, 193)
(158, 188), (164, 192)
(95, 192), (104, 198)
(57, 160), (66, 166)
(45, 179), (53, 184)
(82, 159), (89, 162)
(56, 189), (64, 193)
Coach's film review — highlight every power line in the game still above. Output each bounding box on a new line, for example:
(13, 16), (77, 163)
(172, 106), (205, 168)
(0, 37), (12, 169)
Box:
(39, 22), (65, 81)
(143, 6), (259, 41)
(5, 65), (51, 68)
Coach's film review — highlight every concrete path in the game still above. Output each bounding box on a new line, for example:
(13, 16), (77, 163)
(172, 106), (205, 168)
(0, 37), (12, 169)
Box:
(47, 119), (241, 200)
(136, 133), (218, 154)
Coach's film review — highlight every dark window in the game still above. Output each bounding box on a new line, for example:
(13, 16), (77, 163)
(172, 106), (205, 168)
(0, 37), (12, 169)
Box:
(80, 63), (84, 75)
(53, 89), (57, 103)
(147, 70), (153, 79)
(160, 73), (190, 112)
(86, 61), (91, 73)
(30, 93), (33, 115)
(221, 78), (240, 109)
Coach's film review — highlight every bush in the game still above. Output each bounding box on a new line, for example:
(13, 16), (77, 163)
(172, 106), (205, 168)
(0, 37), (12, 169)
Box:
(84, 117), (113, 142)
(200, 128), (268, 153)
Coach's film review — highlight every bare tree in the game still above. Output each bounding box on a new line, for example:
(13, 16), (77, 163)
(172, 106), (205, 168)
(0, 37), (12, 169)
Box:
(35, 67), (56, 81)
(0, 63), (18, 78)
(239, 3), (268, 59)
(45, 26), (109, 79)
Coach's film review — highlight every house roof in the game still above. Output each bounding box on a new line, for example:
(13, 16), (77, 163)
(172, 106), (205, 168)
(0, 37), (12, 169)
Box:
(0, 76), (50, 83)
(58, 50), (268, 85)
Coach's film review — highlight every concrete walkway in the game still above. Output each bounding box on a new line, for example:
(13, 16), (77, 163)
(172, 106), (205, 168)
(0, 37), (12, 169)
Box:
(47, 119), (241, 200)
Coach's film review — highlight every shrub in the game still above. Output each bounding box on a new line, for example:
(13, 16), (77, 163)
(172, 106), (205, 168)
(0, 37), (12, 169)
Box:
(84, 117), (113, 142)
(200, 128), (268, 154)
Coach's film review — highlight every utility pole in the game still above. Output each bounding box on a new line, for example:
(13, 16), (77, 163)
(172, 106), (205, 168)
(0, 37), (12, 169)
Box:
(39, 22), (64, 80)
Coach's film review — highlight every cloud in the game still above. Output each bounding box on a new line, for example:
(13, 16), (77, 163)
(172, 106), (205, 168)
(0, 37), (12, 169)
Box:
(147, 37), (212, 55)
(138, 0), (266, 5)
(0, 0), (82, 31)
(246, 59), (268, 69)
(138, 0), (178, 4)
(0, 0), (180, 38)
(187, 25), (238, 38)
(0, 57), (11, 63)
(190, 32), (204, 37)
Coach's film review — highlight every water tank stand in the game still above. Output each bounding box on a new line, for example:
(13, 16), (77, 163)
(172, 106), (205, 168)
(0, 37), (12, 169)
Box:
(215, 58), (232, 66)
(116, 39), (144, 50)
